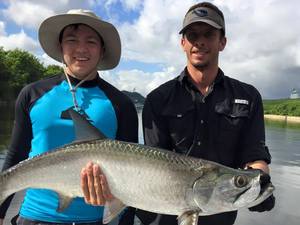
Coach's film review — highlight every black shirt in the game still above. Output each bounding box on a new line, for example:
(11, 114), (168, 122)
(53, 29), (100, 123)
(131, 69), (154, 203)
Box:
(140, 68), (271, 225)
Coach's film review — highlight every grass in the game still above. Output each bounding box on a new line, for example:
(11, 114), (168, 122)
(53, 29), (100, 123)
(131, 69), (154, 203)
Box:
(263, 99), (300, 116)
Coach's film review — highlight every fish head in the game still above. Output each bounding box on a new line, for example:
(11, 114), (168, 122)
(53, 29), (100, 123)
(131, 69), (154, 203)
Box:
(191, 165), (274, 214)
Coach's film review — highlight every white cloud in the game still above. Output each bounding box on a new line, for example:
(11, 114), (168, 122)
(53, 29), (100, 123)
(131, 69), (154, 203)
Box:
(0, 29), (39, 52)
(101, 66), (178, 96)
(0, 21), (6, 36)
(116, 0), (300, 98)
(216, 0), (300, 98)
(121, 0), (143, 11)
(118, 0), (196, 67)
(2, 0), (95, 29)
(40, 53), (62, 67)
(2, 1), (54, 29)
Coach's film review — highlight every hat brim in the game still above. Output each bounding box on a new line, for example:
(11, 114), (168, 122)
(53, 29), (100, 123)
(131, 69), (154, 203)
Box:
(179, 19), (222, 34)
(38, 14), (121, 70)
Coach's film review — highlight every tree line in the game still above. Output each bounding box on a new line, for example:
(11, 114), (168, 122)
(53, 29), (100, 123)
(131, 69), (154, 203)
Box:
(263, 99), (300, 117)
(0, 47), (63, 101)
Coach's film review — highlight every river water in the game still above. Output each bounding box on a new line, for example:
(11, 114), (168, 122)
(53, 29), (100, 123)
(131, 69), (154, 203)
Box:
(0, 109), (300, 225)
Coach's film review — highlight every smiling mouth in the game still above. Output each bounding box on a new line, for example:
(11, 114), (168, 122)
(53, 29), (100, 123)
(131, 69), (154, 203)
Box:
(192, 49), (208, 56)
(75, 57), (89, 61)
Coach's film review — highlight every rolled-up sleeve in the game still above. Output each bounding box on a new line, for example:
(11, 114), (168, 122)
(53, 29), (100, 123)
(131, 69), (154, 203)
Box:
(238, 91), (271, 167)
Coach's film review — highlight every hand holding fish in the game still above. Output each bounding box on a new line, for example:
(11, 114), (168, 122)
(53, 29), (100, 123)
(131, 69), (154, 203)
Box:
(244, 161), (275, 212)
(0, 218), (3, 225)
(248, 171), (275, 212)
(81, 162), (114, 205)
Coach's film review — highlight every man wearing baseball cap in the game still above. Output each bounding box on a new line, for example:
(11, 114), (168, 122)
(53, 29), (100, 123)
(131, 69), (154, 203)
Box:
(139, 2), (275, 225)
(0, 9), (137, 225)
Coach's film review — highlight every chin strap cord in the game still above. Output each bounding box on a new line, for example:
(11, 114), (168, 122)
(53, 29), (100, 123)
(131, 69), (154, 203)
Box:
(63, 64), (95, 112)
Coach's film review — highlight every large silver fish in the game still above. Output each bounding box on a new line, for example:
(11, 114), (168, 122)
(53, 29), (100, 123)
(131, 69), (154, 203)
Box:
(0, 109), (274, 225)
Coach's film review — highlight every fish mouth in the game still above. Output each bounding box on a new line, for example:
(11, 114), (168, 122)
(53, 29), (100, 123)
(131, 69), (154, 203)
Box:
(245, 175), (275, 208)
(254, 170), (275, 201)
(254, 182), (275, 201)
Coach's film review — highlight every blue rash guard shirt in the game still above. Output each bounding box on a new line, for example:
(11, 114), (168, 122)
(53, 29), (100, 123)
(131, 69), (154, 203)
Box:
(0, 74), (138, 223)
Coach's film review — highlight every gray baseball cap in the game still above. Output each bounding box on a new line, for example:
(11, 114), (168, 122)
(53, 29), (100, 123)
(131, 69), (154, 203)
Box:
(179, 6), (225, 34)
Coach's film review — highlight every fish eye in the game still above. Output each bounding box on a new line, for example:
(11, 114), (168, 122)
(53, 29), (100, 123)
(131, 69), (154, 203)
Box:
(234, 175), (248, 188)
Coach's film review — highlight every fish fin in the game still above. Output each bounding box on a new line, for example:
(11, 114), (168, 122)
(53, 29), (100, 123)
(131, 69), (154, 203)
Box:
(103, 198), (126, 224)
(57, 193), (73, 212)
(178, 211), (199, 225)
(68, 108), (107, 141)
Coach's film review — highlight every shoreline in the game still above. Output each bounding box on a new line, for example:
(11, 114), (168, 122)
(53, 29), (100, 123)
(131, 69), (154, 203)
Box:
(264, 114), (300, 124)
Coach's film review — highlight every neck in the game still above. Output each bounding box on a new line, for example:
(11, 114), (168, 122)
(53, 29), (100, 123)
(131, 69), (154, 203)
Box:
(65, 67), (98, 81)
(186, 64), (218, 95)
(67, 72), (97, 81)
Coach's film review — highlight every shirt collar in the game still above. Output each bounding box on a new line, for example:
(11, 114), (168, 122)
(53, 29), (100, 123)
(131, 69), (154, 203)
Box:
(61, 73), (101, 87)
(178, 67), (225, 88)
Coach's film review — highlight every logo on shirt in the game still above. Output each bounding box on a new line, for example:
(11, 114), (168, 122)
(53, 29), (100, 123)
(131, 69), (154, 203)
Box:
(234, 99), (249, 105)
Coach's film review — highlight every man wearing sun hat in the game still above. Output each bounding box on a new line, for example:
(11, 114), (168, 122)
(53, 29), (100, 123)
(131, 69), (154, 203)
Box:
(0, 9), (137, 225)
(138, 2), (275, 225)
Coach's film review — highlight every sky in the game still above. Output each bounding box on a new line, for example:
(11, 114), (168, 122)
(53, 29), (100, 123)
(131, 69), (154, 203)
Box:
(0, 0), (299, 99)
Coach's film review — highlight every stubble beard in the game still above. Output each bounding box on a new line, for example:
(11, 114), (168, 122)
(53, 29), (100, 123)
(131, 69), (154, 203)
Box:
(192, 60), (210, 71)
(189, 49), (210, 70)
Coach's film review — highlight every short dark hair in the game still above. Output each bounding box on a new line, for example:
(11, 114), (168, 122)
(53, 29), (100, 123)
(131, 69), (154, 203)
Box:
(184, 2), (225, 37)
(58, 23), (105, 47)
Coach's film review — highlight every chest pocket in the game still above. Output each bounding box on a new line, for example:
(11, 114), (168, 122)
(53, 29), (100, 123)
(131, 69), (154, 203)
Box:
(215, 99), (250, 130)
(162, 105), (195, 154)
(214, 99), (250, 166)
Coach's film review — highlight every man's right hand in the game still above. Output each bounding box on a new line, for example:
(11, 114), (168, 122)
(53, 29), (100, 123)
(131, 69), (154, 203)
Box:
(0, 218), (4, 225)
(81, 162), (114, 205)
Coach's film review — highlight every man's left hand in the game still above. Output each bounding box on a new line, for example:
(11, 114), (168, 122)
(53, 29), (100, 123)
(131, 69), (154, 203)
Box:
(248, 170), (275, 212)
(249, 194), (275, 212)
(81, 162), (114, 205)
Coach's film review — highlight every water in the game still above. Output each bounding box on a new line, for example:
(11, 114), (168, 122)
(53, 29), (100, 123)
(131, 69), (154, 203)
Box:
(1, 109), (300, 225)
(235, 120), (300, 225)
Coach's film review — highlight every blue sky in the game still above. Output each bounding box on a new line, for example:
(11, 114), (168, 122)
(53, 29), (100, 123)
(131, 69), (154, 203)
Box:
(1, 0), (300, 98)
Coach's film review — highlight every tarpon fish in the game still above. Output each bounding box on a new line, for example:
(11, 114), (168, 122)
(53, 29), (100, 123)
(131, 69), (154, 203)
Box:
(0, 109), (274, 225)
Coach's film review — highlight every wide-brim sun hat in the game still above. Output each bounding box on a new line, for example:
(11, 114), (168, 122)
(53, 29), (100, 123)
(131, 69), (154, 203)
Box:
(38, 9), (121, 70)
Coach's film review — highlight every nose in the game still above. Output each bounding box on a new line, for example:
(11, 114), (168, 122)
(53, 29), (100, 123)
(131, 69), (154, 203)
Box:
(191, 35), (205, 47)
(194, 38), (205, 48)
(76, 41), (88, 53)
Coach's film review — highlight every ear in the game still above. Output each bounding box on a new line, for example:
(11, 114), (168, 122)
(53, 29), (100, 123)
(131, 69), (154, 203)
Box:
(181, 37), (187, 52)
(219, 36), (227, 52)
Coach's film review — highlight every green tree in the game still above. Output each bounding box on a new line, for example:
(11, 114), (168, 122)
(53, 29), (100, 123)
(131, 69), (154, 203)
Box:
(5, 49), (45, 96)
(43, 65), (63, 77)
(0, 48), (13, 100)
